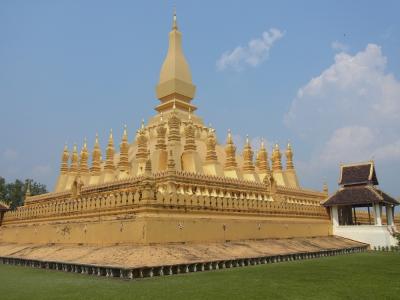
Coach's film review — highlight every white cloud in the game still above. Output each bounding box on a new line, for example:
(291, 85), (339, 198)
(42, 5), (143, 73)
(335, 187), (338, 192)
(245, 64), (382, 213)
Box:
(331, 41), (349, 52)
(318, 127), (400, 166)
(216, 28), (284, 71)
(319, 126), (375, 165)
(286, 43), (400, 172)
(3, 148), (18, 161)
(373, 140), (400, 161)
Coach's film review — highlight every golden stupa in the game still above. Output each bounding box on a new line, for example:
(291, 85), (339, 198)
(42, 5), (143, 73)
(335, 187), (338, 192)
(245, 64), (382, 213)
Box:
(0, 13), (330, 245)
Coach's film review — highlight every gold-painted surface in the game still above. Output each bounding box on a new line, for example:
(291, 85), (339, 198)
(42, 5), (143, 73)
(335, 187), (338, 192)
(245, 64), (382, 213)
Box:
(0, 12), (334, 246)
(156, 12), (196, 111)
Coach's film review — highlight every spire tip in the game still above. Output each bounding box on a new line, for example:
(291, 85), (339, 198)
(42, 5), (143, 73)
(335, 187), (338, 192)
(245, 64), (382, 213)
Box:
(172, 6), (178, 30)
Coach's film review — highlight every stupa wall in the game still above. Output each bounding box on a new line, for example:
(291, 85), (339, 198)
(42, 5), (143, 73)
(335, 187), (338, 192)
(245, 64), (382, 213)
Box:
(0, 173), (331, 245)
(0, 211), (330, 245)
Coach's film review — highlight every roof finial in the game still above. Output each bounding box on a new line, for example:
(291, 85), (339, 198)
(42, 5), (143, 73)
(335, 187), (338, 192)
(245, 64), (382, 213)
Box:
(90, 132), (102, 175)
(105, 128), (115, 172)
(243, 135), (255, 172)
(80, 137), (89, 174)
(119, 125), (129, 172)
(285, 141), (294, 170)
(227, 129), (233, 144)
(60, 143), (70, 174)
(272, 142), (282, 171)
(141, 119), (145, 130)
(323, 181), (329, 195)
(225, 129), (237, 169)
(256, 138), (270, 174)
(123, 124), (128, 138)
(70, 143), (79, 173)
(173, 100), (176, 111)
(172, 6), (178, 30)
(246, 134), (250, 145)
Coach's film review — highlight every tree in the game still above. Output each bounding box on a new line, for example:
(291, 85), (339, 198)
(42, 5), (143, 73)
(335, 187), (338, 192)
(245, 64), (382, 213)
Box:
(7, 179), (25, 209)
(0, 177), (47, 210)
(0, 177), (6, 201)
(27, 179), (47, 197)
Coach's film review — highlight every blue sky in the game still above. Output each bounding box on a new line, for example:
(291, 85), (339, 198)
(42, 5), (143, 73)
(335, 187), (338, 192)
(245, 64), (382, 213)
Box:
(1, 0), (399, 198)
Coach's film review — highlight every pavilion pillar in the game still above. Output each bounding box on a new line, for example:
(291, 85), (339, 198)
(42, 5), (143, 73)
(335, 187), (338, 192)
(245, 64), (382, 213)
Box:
(373, 203), (382, 226)
(331, 206), (339, 227)
(386, 205), (393, 226)
(392, 206), (396, 224)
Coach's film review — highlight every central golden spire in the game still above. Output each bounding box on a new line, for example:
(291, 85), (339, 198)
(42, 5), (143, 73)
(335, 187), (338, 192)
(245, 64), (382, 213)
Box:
(155, 10), (196, 113)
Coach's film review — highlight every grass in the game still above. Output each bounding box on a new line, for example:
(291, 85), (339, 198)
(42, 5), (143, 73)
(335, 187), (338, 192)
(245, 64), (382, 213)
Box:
(0, 252), (399, 300)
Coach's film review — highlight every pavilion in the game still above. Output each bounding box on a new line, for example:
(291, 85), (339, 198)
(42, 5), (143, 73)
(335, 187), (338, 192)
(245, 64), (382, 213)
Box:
(323, 161), (399, 248)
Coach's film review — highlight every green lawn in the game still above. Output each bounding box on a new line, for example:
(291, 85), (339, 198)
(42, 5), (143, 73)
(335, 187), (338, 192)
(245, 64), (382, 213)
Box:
(0, 252), (399, 300)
